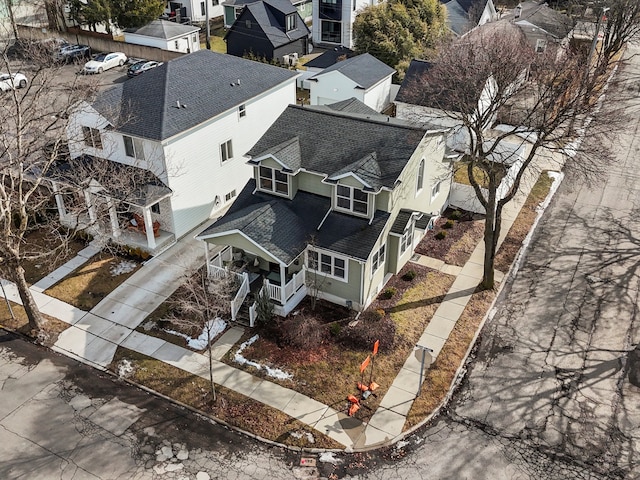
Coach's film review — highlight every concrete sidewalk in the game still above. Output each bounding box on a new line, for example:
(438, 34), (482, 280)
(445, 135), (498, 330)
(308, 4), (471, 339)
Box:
(0, 161), (562, 450)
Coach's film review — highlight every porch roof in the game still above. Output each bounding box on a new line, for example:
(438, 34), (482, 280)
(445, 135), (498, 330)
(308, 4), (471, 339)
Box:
(390, 209), (433, 234)
(46, 155), (172, 207)
(198, 180), (391, 263)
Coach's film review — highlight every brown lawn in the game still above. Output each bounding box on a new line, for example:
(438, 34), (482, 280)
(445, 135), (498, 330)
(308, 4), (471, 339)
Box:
(21, 230), (88, 284)
(0, 301), (69, 346)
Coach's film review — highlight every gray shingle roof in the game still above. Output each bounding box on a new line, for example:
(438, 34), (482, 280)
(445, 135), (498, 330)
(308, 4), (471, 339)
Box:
(124, 20), (200, 39)
(442, 0), (474, 36)
(309, 53), (395, 89)
(325, 98), (382, 117)
(198, 180), (390, 262)
(515, 3), (574, 40)
(91, 50), (297, 141)
(390, 209), (432, 234)
(240, 0), (310, 48)
(247, 105), (429, 191)
(395, 59), (434, 107)
(304, 46), (355, 69)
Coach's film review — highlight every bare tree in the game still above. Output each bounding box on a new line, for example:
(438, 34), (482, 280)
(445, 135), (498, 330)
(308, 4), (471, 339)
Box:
(406, 24), (624, 288)
(597, 0), (640, 70)
(0, 44), (103, 335)
(167, 269), (238, 402)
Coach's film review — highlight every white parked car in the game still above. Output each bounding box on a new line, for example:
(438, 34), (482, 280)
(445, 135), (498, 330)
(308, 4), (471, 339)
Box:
(83, 52), (127, 74)
(0, 72), (28, 91)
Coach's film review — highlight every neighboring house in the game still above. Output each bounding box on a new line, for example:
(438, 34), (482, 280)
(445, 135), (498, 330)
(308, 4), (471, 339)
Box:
(196, 103), (451, 321)
(225, 0), (310, 62)
(509, 0), (574, 52)
(223, 0), (312, 27)
(312, 0), (374, 48)
(395, 58), (497, 151)
(124, 20), (201, 54)
(55, 50), (297, 255)
(439, 0), (497, 36)
(303, 45), (355, 73)
(308, 53), (395, 112)
(165, 0), (224, 23)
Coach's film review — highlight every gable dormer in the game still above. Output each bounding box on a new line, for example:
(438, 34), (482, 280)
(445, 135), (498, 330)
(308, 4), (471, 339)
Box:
(326, 172), (374, 219)
(248, 136), (300, 199)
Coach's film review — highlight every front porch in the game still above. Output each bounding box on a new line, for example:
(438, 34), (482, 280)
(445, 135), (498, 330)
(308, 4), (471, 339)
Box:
(206, 245), (308, 324)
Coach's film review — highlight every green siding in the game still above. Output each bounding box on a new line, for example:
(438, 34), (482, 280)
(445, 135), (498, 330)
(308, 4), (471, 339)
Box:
(387, 235), (401, 274)
(312, 258), (363, 305)
(224, 6), (236, 26)
(297, 171), (332, 196)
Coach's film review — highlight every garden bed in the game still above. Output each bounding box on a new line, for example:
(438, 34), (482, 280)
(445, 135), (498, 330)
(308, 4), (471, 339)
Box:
(415, 208), (485, 266)
(21, 229), (88, 284)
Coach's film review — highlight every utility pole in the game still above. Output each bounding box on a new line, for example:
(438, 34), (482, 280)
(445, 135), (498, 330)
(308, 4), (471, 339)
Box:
(205, 0), (211, 50)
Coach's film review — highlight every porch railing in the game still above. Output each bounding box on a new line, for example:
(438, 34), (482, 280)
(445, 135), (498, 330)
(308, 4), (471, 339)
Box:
(249, 299), (258, 327)
(264, 269), (306, 304)
(231, 272), (249, 322)
(207, 246), (233, 275)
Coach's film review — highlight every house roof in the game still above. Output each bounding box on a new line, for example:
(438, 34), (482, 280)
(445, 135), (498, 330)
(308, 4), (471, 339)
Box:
(390, 209), (433, 234)
(247, 105), (430, 192)
(198, 180), (390, 263)
(46, 155), (172, 207)
(124, 20), (200, 39)
(324, 98), (382, 117)
(395, 59), (436, 107)
(234, 0), (310, 48)
(441, 0), (474, 36)
(304, 46), (356, 69)
(511, 1), (574, 39)
(91, 50), (297, 141)
(309, 53), (395, 89)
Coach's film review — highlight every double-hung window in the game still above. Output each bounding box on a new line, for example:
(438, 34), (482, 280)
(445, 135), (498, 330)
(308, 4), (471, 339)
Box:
(416, 159), (425, 196)
(307, 248), (347, 280)
(123, 135), (145, 160)
(336, 185), (368, 215)
(371, 244), (386, 274)
(238, 104), (246, 118)
(400, 225), (413, 255)
(259, 166), (288, 195)
(82, 126), (102, 149)
(220, 139), (233, 162)
(286, 14), (296, 31)
(431, 180), (442, 200)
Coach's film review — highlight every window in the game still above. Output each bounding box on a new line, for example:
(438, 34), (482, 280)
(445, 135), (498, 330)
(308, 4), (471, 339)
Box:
(286, 14), (296, 31)
(238, 104), (246, 118)
(371, 243), (386, 274)
(200, 1), (205, 15)
(123, 136), (145, 160)
(192, 34), (197, 43)
(212, 0), (219, 5)
(259, 165), (289, 195)
(174, 40), (179, 49)
(307, 248), (347, 280)
(220, 139), (233, 162)
(336, 185), (368, 215)
(321, 21), (341, 43)
(400, 225), (413, 255)
(225, 189), (237, 202)
(151, 203), (161, 214)
(535, 39), (547, 53)
(431, 180), (442, 200)
(416, 159), (425, 195)
(235, 6), (243, 18)
(82, 126), (102, 149)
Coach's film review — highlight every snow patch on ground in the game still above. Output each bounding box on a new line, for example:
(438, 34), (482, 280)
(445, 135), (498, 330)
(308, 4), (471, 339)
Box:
(319, 452), (342, 464)
(395, 440), (409, 449)
(233, 335), (293, 380)
(165, 318), (227, 350)
(289, 431), (315, 444)
(117, 359), (133, 378)
(110, 260), (138, 276)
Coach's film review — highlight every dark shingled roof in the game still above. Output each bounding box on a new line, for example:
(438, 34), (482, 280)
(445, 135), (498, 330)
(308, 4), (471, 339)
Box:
(91, 50), (297, 141)
(124, 19), (199, 39)
(247, 105), (429, 191)
(394, 59), (435, 107)
(390, 209), (433, 234)
(515, 2), (574, 40)
(325, 98), (382, 117)
(309, 53), (395, 89)
(235, 0), (310, 48)
(304, 46), (355, 69)
(198, 180), (390, 262)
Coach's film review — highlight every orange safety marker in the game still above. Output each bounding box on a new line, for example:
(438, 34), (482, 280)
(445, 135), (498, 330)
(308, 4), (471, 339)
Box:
(357, 382), (369, 392)
(348, 403), (360, 416)
(368, 381), (379, 392)
(347, 394), (360, 404)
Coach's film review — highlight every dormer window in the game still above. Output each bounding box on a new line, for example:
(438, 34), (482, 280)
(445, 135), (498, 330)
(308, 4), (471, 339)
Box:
(336, 185), (368, 215)
(259, 165), (289, 195)
(286, 14), (296, 31)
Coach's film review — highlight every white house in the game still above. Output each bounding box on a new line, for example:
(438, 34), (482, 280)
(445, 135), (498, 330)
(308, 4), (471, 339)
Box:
(58, 50), (297, 254)
(312, 0), (375, 48)
(124, 20), (201, 54)
(308, 53), (395, 112)
(439, 0), (497, 36)
(165, 0), (224, 23)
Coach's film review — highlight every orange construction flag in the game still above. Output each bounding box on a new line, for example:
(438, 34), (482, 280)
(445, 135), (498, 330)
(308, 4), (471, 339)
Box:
(360, 355), (371, 374)
(372, 340), (380, 356)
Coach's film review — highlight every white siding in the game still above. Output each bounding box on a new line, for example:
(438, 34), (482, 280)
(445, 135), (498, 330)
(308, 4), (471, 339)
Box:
(124, 32), (200, 53)
(362, 76), (392, 112)
(309, 71), (363, 106)
(162, 79), (297, 238)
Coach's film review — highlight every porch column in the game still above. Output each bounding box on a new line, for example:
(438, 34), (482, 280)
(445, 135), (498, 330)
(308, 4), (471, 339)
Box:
(50, 181), (66, 218)
(83, 190), (97, 225)
(143, 207), (156, 250)
(204, 243), (211, 276)
(280, 263), (286, 304)
(107, 199), (120, 238)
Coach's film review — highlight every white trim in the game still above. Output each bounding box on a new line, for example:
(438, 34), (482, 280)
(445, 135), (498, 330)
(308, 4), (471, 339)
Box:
(327, 171), (372, 189)
(220, 138), (234, 163)
(248, 153), (291, 170)
(257, 164), (291, 197)
(306, 247), (349, 282)
(371, 242), (386, 276)
(196, 230), (288, 265)
(334, 184), (369, 217)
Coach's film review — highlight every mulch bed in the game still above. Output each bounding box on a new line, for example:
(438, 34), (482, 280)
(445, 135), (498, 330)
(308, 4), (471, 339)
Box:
(368, 263), (435, 313)
(415, 208), (485, 266)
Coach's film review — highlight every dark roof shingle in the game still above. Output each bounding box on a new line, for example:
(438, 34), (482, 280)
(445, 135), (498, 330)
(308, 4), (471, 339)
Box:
(124, 19), (199, 39)
(309, 53), (395, 89)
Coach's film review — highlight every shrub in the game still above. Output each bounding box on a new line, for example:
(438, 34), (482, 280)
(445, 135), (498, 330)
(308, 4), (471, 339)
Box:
(382, 287), (397, 299)
(280, 315), (327, 349)
(435, 231), (447, 240)
(450, 210), (462, 221)
(255, 287), (274, 327)
(442, 220), (455, 229)
(329, 322), (342, 337)
(338, 312), (396, 352)
(402, 270), (417, 281)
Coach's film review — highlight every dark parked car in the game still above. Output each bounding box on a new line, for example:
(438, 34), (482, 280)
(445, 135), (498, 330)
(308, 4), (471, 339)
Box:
(127, 60), (162, 78)
(54, 44), (92, 63)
